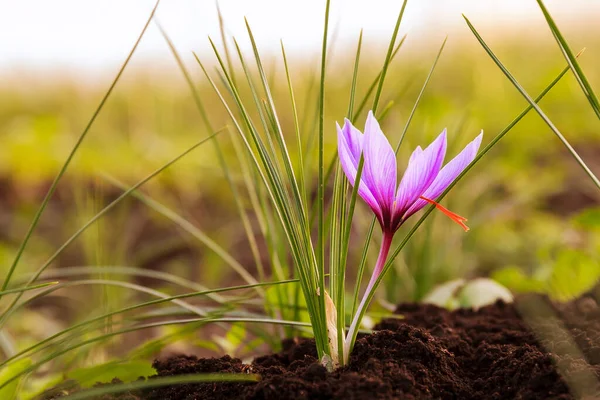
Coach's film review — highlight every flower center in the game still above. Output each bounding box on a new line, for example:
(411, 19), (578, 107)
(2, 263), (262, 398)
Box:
(419, 196), (469, 232)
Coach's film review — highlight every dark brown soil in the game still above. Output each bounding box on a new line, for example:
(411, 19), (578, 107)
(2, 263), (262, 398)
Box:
(43, 292), (600, 399)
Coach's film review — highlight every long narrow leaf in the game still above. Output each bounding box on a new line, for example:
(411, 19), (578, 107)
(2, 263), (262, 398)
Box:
(0, 133), (218, 327)
(372, 0), (408, 113)
(281, 41), (308, 211)
(2, 279), (297, 368)
(316, 1), (332, 361)
(32, 266), (225, 302)
(156, 23), (268, 288)
(194, 49), (328, 357)
(333, 30), (364, 366)
(464, 16), (600, 189)
(395, 36), (448, 154)
(535, 0), (600, 120)
(59, 373), (260, 400)
(0, 315), (308, 392)
(352, 35), (407, 121)
(0, 1), (161, 294)
(0, 282), (58, 297)
(105, 176), (258, 287)
(383, 59), (578, 312)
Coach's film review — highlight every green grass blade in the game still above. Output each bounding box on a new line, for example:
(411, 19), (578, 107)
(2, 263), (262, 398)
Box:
(381, 58), (577, 308)
(29, 265), (227, 302)
(12, 279), (210, 319)
(209, 29), (327, 351)
(347, 30), (363, 119)
(329, 164), (346, 365)
(281, 41), (308, 211)
(195, 52), (298, 271)
(372, 0), (408, 113)
(1, 315), (306, 392)
(229, 37), (282, 167)
(195, 49), (328, 356)
(228, 131), (268, 235)
(0, 0), (161, 295)
(201, 42), (295, 244)
(318, 34), (406, 194)
(0, 133), (218, 328)
(352, 35), (407, 121)
(351, 219), (375, 317)
(59, 374), (260, 400)
(156, 22), (267, 284)
(535, 0), (600, 120)
(241, 23), (317, 337)
(105, 175), (259, 288)
(464, 16), (600, 189)
(245, 20), (307, 226)
(316, 1), (332, 361)
(2, 279), (297, 368)
(221, 37), (317, 320)
(216, 1), (237, 87)
(228, 125), (289, 331)
(0, 282), (58, 296)
(334, 30), (364, 366)
(395, 36), (448, 153)
(378, 101), (395, 120)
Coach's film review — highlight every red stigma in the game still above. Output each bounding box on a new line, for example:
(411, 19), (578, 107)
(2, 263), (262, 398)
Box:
(419, 196), (470, 232)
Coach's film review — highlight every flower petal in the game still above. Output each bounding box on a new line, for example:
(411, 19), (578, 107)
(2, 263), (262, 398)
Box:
(361, 111), (397, 214)
(337, 121), (360, 182)
(409, 146), (423, 164)
(403, 131), (483, 218)
(341, 118), (363, 164)
(337, 120), (382, 220)
(395, 129), (447, 214)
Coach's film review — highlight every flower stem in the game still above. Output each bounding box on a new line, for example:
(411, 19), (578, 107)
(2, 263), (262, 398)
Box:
(343, 230), (393, 363)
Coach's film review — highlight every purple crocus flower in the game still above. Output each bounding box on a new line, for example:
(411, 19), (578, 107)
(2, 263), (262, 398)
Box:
(337, 110), (482, 235)
(338, 110), (482, 360)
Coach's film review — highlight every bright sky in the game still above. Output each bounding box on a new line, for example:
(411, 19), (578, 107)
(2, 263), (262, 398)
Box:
(0, 0), (596, 74)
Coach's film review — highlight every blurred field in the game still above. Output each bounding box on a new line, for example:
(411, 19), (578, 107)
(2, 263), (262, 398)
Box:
(1, 17), (600, 385)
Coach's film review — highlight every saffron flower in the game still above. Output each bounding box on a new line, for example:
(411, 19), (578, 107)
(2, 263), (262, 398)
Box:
(337, 110), (482, 235)
(337, 111), (482, 360)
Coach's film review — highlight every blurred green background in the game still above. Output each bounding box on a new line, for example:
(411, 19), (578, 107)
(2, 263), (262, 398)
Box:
(1, 1), (600, 394)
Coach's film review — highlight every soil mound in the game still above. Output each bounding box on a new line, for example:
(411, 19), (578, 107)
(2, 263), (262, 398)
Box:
(45, 292), (600, 399)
